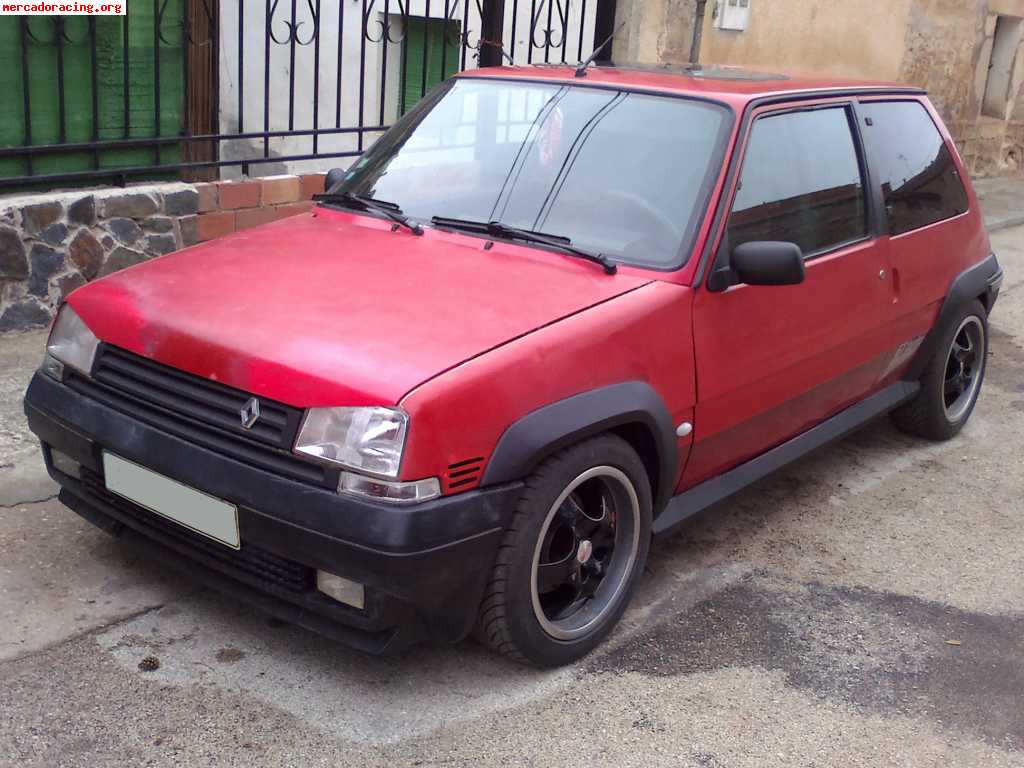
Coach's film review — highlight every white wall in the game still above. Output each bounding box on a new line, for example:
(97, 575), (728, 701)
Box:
(217, 1), (597, 179)
(499, 0), (597, 66)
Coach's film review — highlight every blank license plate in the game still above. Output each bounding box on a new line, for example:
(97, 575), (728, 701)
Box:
(102, 452), (240, 549)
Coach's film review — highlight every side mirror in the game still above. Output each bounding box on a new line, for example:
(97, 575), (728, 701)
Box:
(731, 241), (805, 286)
(325, 167), (346, 192)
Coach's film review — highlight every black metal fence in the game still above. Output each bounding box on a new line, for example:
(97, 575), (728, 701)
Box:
(0, 0), (615, 191)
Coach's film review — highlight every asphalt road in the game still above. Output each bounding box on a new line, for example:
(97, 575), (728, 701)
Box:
(1, 226), (1022, 767)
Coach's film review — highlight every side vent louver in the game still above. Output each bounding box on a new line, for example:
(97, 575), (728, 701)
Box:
(446, 456), (485, 492)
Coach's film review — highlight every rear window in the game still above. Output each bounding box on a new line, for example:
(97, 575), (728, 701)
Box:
(860, 101), (969, 236)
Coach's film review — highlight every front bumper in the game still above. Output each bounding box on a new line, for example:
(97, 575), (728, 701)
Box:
(24, 372), (521, 654)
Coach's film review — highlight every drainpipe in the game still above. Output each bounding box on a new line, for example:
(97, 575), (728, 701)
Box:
(690, 0), (707, 63)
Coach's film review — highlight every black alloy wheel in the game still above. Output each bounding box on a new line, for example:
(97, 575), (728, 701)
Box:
(476, 434), (652, 667)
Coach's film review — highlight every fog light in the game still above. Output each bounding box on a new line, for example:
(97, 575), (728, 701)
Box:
(339, 472), (440, 504)
(41, 353), (65, 381)
(316, 571), (365, 610)
(50, 448), (80, 479)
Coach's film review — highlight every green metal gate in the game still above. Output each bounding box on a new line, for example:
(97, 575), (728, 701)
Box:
(0, 2), (186, 185)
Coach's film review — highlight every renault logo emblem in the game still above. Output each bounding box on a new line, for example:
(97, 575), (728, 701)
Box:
(240, 397), (260, 430)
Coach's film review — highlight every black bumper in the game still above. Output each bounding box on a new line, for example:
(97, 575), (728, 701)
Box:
(24, 372), (522, 654)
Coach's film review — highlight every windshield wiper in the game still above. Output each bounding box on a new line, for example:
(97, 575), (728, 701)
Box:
(314, 192), (424, 235)
(431, 216), (617, 274)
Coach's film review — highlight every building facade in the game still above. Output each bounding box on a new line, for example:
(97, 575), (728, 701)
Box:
(614, 0), (1024, 176)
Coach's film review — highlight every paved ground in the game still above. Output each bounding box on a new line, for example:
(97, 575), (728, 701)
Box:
(1, 225), (1022, 766)
(976, 177), (1024, 233)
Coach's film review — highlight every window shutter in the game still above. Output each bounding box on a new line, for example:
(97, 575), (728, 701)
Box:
(401, 22), (426, 116)
(401, 19), (460, 115)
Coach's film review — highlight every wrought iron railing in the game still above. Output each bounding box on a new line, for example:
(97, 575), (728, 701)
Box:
(0, 0), (613, 191)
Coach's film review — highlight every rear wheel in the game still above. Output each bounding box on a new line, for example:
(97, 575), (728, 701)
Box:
(892, 299), (988, 441)
(476, 434), (652, 667)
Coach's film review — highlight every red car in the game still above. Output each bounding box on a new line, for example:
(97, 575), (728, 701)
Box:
(25, 64), (1002, 667)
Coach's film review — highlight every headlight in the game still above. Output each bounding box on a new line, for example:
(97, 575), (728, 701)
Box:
(45, 304), (100, 377)
(294, 406), (408, 478)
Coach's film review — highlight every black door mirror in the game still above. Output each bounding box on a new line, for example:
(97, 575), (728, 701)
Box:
(325, 167), (346, 192)
(731, 241), (805, 286)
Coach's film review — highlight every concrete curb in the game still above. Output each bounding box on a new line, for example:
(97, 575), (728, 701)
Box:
(986, 215), (1024, 234)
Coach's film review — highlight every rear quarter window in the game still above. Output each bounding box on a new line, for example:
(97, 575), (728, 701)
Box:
(860, 101), (969, 236)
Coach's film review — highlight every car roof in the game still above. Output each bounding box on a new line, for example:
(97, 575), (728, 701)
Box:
(458, 63), (924, 108)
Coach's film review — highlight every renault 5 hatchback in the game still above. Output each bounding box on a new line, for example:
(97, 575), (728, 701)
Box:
(25, 63), (1002, 667)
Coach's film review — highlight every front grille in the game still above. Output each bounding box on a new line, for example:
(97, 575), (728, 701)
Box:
(66, 345), (331, 487)
(81, 468), (314, 594)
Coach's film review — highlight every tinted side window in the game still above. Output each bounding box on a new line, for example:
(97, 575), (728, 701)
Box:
(727, 107), (867, 257)
(861, 101), (968, 236)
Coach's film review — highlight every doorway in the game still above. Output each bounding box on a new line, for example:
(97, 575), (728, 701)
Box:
(983, 15), (1023, 120)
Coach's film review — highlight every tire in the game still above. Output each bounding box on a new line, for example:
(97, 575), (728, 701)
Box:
(475, 434), (653, 667)
(891, 299), (988, 441)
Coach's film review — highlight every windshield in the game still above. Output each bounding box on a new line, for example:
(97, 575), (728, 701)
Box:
(330, 78), (732, 269)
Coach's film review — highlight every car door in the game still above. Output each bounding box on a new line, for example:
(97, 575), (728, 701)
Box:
(682, 99), (895, 487)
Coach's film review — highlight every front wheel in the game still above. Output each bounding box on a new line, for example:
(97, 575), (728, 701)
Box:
(892, 299), (988, 441)
(475, 434), (652, 667)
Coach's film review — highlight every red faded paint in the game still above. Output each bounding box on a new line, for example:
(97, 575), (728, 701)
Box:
(69, 209), (650, 409)
(400, 281), (697, 489)
(459, 64), (909, 103)
(680, 90), (991, 490)
(65, 65), (992, 494)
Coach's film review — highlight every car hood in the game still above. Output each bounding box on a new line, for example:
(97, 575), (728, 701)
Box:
(69, 210), (650, 407)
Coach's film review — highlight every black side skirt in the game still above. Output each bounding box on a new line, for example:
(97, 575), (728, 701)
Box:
(653, 380), (919, 537)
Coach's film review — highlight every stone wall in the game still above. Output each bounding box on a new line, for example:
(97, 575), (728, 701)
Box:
(0, 184), (200, 333)
(0, 173), (326, 333)
(954, 117), (1024, 177)
(693, 0), (910, 82)
(897, 0), (1024, 177)
(615, 0), (698, 66)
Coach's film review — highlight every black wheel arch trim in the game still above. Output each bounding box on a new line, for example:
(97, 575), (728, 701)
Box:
(480, 382), (679, 513)
(904, 252), (1002, 382)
